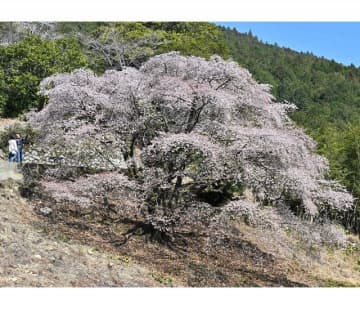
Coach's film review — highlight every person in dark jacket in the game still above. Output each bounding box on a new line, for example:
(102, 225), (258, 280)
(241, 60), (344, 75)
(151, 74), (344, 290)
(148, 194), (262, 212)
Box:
(15, 133), (27, 164)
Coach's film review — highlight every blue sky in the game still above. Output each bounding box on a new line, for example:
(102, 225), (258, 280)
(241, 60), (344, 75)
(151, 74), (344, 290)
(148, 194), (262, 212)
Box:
(215, 22), (360, 67)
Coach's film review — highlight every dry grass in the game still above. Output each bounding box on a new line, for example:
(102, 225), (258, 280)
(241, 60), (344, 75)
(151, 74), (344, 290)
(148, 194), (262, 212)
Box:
(235, 221), (360, 287)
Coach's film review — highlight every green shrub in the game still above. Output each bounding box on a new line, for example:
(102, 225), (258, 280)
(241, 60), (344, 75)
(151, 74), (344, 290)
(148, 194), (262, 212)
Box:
(0, 35), (89, 117)
(0, 122), (39, 154)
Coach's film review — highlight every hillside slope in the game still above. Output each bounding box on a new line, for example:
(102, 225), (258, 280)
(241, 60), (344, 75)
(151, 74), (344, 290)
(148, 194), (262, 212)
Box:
(0, 179), (163, 287)
(1, 163), (359, 286)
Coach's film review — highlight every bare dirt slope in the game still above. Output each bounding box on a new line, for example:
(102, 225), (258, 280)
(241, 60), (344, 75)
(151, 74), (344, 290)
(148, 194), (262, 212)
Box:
(1, 175), (359, 287)
(0, 176), (168, 287)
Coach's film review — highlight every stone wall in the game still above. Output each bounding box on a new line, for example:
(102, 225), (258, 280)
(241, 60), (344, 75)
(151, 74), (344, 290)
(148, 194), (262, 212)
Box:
(23, 146), (127, 172)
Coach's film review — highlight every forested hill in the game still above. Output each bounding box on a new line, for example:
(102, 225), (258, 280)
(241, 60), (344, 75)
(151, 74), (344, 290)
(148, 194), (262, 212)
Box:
(0, 22), (359, 230)
(220, 26), (360, 229)
(221, 26), (360, 128)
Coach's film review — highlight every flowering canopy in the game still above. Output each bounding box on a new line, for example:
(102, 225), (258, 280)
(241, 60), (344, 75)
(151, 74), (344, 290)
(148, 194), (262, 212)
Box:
(27, 52), (354, 242)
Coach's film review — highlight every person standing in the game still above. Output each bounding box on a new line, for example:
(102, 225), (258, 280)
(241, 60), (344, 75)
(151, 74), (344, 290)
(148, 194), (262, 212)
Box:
(8, 137), (18, 163)
(15, 133), (27, 164)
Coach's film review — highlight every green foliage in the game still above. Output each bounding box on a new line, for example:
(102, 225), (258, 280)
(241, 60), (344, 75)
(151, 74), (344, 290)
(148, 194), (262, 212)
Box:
(0, 68), (7, 114)
(93, 22), (168, 71)
(151, 22), (230, 59)
(83, 22), (230, 72)
(0, 35), (88, 117)
(0, 122), (39, 154)
(56, 22), (107, 36)
(314, 124), (360, 229)
(221, 27), (360, 119)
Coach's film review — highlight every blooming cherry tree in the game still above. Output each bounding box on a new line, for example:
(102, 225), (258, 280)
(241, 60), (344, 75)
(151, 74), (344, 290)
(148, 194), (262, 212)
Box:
(27, 52), (354, 243)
